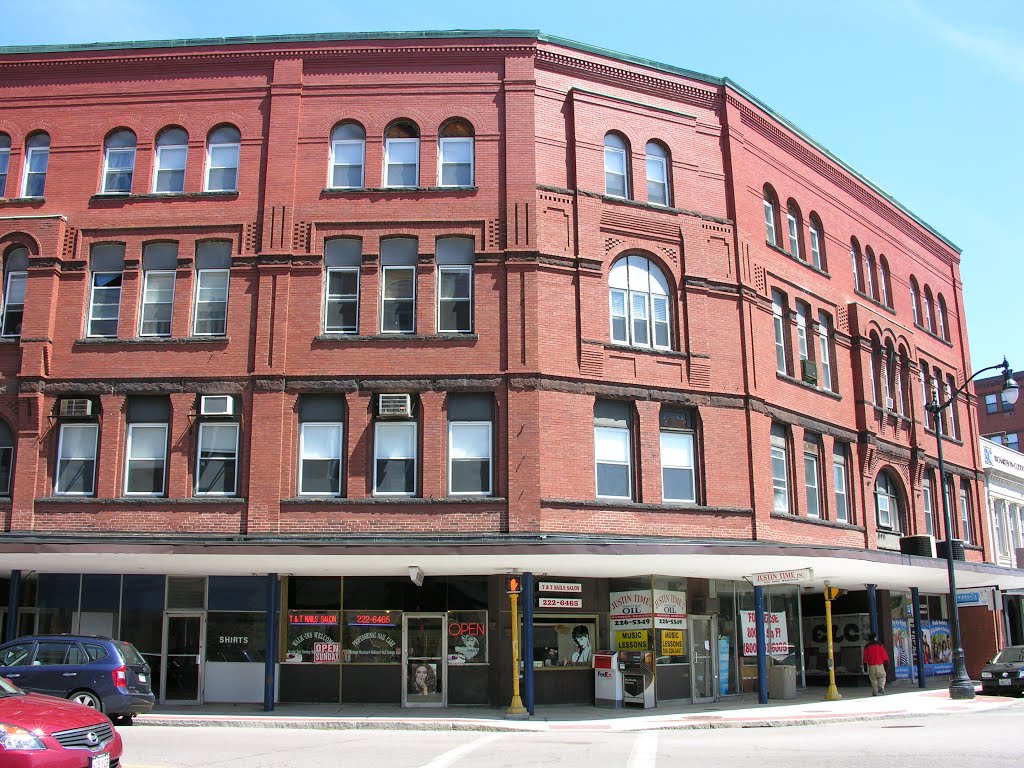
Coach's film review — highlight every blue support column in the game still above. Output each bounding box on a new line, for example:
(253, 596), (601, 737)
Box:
(866, 584), (878, 637)
(264, 573), (278, 711)
(5, 570), (21, 643)
(523, 572), (534, 715)
(911, 587), (926, 689)
(755, 586), (768, 704)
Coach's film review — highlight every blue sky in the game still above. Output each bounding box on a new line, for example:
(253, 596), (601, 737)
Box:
(2, 0), (1020, 376)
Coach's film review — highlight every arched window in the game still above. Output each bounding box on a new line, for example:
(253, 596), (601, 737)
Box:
(604, 133), (630, 199)
(23, 132), (50, 197)
(910, 276), (921, 326)
(383, 120), (420, 188)
(645, 141), (670, 206)
(154, 127), (188, 194)
(0, 132), (10, 197)
(864, 246), (877, 300)
(329, 122), (365, 189)
(1, 245), (28, 337)
(923, 286), (936, 334)
(608, 254), (671, 349)
(205, 125), (241, 192)
(786, 199), (802, 260)
(897, 344), (911, 416)
(883, 339), (897, 410)
(850, 238), (863, 293)
(920, 361), (936, 431)
(937, 295), (949, 341)
(101, 129), (137, 194)
(878, 256), (892, 308)
(438, 119), (474, 187)
(808, 212), (825, 270)
(869, 333), (883, 405)
(875, 469), (904, 531)
(763, 185), (781, 247)
(773, 289), (789, 375)
(0, 420), (12, 495)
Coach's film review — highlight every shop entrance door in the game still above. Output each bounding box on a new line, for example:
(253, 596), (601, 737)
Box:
(161, 613), (205, 704)
(402, 613), (446, 707)
(690, 615), (717, 703)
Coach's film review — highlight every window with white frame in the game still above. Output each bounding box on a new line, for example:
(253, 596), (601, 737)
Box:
(960, 485), (973, 544)
(55, 418), (98, 496)
(22, 132), (50, 197)
(937, 295), (949, 341)
(0, 421), (12, 496)
(879, 257), (891, 308)
(205, 125), (241, 192)
(124, 397), (169, 496)
(196, 407), (239, 496)
(864, 248), (876, 300)
(323, 238), (361, 334)
(153, 127), (188, 193)
(771, 423), (790, 513)
(923, 475), (935, 537)
(875, 470), (902, 531)
(786, 201), (801, 260)
(448, 393), (493, 495)
(298, 394), (345, 496)
(804, 435), (821, 518)
(1, 246), (28, 338)
(101, 129), (136, 194)
(193, 240), (231, 336)
(661, 407), (697, 503)
(0, 133), (10, 197)
(645, 141), (670, 206)
(808, 213), (824, 270)
(437, 237), (474, 333)
(604, 133), (629, 199)
(763, 186), (779, 246)
(795, 302), (809, 364)
(833, 443), (849, 524)
(87, 243), (124, 338)
(380, 237), (417, 333)
(139, 242), (177, 337)
(923, 287), (935, 334)
(383, 120), (420, 188)
(945, 375), (959, 440)
(772, 289), (787, 374)
(817, 310), (833, 392)
(438, 119), (474, 187)
(374, 418), (417, 496)
(328, 122), (365, 189)
(910, 277), (921, 326)
(608, 254), (671, 349)
(595, 400), (632, 500)
(994, 498), (1009, 557)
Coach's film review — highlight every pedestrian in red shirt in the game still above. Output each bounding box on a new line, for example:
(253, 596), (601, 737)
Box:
(863, 632), (890, 695)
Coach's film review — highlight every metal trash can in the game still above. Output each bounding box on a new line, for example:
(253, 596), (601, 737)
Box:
(769, 664), (797, 699)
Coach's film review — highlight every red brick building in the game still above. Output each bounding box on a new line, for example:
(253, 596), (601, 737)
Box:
(0, 31), (1019, 708)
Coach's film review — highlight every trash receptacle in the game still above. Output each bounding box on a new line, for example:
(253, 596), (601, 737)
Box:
(769, 664), (796, 699)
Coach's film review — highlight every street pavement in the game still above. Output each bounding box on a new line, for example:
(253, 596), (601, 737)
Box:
(135, 682), (1022, 732)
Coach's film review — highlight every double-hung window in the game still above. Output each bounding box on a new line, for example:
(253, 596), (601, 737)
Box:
(985, 393), (999, 414)
(604, 133), (629, 199)
(380, 237), (417, 333)
(808, 214), (824, 270)
(298, 395), (345, 496)
(0, 421), (12, 496)
(804, 435), (821, 518)
(383, 121), (420, 188)
(124, 397), (169, 496)
(153, 127), (188, 193)
(817, 311), (833, 392)
(660, 407), (696, 503)
(923, 475), (935, 536)
(23, 132), (50, 198)
(205, 125), (241, 192)
(448, 393), (493, 495)
(595, 400), (632, 500)
(772, 290), (788, 374)
(771, 423), (790, 513)
(196, 396), (239, 496)
(101, 129), (136, 194)
(875, 471), (901, 531)
(833, 443), (849, 524)
(795, 302), (809, 364)
(375, 403), (417, 496)
(329, 122), (365, 189)
(436, 237), (474, 333)
(960, 486), (973, 544)
(139, 242), (178, 337)
(645, 141), (670, 206)
(786, 201), (801, 259)
(193, 240), (231, 336)
(2, 246), (28, 338)
(87, 243), (125, 338)
(763, 187), (779, 246)
(0, 132), (9, 196)
(324, 238), (361, 334)
(55, 401), (99, 496)
(608, 255), (671, 349)
(438, 119), (474, 187)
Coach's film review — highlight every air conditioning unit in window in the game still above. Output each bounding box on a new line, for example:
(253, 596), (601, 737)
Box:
(899, 534), (936, 558)
(378, 393), (412, 418)
(885, 397), (895, 411)
(800, 359), (818, 385)
(58, 398), (93, 417)
(937, 539), (966, 561)
(200, 395), (233, 416)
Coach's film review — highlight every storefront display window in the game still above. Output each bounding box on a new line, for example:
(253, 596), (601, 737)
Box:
(206, 612), (266, 662)
(286, 611), (340, 663)
(532, 617), (596, 667)
(342, 610), (401, 663)
(447, 610), (487, 663)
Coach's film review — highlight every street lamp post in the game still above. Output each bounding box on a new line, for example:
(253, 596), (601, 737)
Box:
(925, 357), (1019, 700)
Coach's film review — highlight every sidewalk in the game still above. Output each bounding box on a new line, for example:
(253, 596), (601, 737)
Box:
(135, 682), (1023, 732)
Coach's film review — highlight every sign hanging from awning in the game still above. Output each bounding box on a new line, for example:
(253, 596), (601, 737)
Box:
(746, 568), (814, 586)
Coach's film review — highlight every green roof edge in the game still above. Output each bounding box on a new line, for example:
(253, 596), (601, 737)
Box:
(0, 28), (958, 253)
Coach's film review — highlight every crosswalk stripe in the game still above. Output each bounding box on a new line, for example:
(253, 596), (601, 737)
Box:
(627, 731), (659, 768)
(416, 733), (504, 768)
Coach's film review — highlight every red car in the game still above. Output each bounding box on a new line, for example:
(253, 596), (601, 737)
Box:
(0, 676), (122, 768)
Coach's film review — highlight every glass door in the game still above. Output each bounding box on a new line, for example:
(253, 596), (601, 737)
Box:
(402, 613), (446, 707)
(161, 613), (205, 703)
(690, 615), (717, 703)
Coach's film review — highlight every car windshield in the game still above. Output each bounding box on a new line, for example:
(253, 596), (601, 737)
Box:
(0, 677), (24, 697)
(993, 646), (1024, 663)
(114, 640), (147, 666)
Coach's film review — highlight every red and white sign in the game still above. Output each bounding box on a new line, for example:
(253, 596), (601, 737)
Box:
(538, 597), (582, 608)
(538, 582), (582, 593)
(739, 611), (790, 658)
(313, 642), (340, 663)
(747, 568), (813, 586)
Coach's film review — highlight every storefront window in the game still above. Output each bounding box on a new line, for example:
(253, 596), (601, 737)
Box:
(447, 610), (487, 664)
(286, 610), (340, 663)
(36, 574), (79, 634)
(532, 617), (596, 668)
(206, 612), (266, 662)
(716, 585), (739, 695)
(208, 576), (267, 611)
(342, 610), (402, 663)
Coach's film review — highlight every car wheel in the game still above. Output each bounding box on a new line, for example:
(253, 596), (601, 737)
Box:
(68, 690), (103, 711)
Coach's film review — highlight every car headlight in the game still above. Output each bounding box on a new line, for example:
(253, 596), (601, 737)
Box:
(0, 722), (46, 751)
(1018, 670), (1024, 679)
(981, 671), (993, 678)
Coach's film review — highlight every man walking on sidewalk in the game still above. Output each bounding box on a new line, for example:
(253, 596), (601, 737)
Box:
(864, 632), (890, 696)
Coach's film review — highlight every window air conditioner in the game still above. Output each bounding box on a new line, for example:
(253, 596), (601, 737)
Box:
(58, 398), (93, 417)
(899, 534), (936, 558)
(800, 359), (818, 385)
(885, 397), (895, 411)
(200, 395), (233, 416)
(378, 393), (412, 418)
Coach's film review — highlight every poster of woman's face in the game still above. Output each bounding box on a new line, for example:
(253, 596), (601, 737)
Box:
(408, 662), (437, 695)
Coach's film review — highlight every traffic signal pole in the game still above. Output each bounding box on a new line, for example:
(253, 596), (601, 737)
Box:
(824, 582), (842, 701)
(506, 576), (528, 718)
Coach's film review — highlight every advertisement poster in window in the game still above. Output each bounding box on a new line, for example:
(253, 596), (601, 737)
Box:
(740, 611), (789, 658)
(609, 590), (653, 630)
(802, 613), (868, 673)
(286, 612), (340, 663)
(407, 662), (438, 695)
(924, 620), (953, 675)
(653, 590), (687, 628)
(892, 618), (912, 679)
(342, 611), (401, 664)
